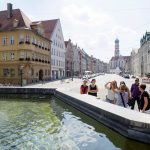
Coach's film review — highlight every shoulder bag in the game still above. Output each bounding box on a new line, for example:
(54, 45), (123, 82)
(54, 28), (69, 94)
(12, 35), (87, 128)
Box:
(120, 93), (126, 108)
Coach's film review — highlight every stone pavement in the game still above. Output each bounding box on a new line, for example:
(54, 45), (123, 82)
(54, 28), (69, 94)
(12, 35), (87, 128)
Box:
(24, 74), (150, 111)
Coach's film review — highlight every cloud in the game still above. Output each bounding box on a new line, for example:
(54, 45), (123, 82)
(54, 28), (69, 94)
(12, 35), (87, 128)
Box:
(62, 4), (113, 28)
(60, 3), (139, 62)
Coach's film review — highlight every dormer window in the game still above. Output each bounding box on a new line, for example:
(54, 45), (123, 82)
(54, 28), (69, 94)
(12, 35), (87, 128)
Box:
(13, 19), (19, 28)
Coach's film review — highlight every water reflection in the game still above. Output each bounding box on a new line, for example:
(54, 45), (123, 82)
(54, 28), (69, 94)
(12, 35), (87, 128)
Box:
(50, 97), (150, 150)
(0, 97), (149, 150)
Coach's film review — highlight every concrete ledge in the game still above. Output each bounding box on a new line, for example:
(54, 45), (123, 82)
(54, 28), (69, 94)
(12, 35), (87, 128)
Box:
(0, 87), (55, 95)
(55, 89), (150, 144)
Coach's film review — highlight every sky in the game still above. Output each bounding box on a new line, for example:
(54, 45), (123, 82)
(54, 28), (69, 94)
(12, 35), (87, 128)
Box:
(1, 0), (150, 62)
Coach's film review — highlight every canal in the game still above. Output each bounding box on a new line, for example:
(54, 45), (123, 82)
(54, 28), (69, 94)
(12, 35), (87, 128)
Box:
(0, 96), (150, 150)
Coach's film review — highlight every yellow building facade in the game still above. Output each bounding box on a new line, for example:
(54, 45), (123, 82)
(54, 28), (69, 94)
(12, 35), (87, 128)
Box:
(0, 29), (51, 85)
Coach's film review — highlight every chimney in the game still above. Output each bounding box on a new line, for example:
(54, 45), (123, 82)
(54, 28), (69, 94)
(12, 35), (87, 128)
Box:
(7, 3), (13, 19)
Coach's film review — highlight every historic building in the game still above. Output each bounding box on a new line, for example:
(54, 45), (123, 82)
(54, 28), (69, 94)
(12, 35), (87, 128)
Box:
(109, 38), (131, 74)
(0, 4), (51, 85)
(35, 19), (66, 80)
(131, 32), (150, 77)
(131, 48), (140, 76)
(65, 39), (74, 77)
(136, 32), (150, 76)
(73, 44), (80, 76)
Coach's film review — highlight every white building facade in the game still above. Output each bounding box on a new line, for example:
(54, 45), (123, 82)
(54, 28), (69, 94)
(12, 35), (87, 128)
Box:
(49, 19), (66, 79)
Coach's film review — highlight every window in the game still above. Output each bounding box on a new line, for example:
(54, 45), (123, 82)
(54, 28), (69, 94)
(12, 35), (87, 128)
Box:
(19, 35), (24, 43)
(10, 69), (15, 76)
(10, 36), (14, 45)
(25, 35), (30, 43)
(10, 52), (15, 60)
(32, 37), (35, 44)
(3, 68), (9, 76)
(2, 52), (7, 61)
(2, 36), (7, 45)
(51, 48), (53, 55)
(38, 41), (41, 47)
(34, 38), (37, 45)
(41, 42), (44, 48)
(20, 52), (25, 59)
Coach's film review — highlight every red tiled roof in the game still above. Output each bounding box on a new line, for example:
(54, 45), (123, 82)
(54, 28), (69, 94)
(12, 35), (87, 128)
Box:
(0, 8), (58, 40)
(110, 56), (119, 61)
(33, 19), (58, 39)
(110, 56), (130, 61)
(0, 9), (31, 30)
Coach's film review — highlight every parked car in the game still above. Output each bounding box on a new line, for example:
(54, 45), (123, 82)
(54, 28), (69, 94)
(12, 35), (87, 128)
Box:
(123, 74), (130, 79)
(131, 75), (136, 78)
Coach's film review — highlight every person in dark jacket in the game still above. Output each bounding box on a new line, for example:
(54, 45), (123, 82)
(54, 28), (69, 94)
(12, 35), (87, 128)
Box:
(88, 79), (98, 97)
(130, 78), (141, 110)
(139, 84), (150, 113)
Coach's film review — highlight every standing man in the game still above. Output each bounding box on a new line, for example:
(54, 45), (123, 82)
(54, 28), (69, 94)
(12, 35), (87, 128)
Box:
(130, 78), (141, 110)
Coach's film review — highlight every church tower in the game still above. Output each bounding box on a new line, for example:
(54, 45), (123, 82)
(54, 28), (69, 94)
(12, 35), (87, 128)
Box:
(114, 38), (120, 57)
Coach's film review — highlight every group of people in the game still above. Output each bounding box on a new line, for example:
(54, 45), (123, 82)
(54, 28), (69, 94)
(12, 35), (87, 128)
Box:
(80, 79), (98, 97)
(80, 78), (150, 113)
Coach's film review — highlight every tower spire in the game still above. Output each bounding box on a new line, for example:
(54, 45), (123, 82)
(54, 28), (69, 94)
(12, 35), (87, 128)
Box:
(115, 38), (119, 57)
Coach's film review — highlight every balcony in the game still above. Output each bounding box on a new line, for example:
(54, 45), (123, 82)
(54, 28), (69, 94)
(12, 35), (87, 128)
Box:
(26, 57), (30, 61)
(19, 58), (24, 61)
(19, 41), (24, 44)
(25, 41), (30, 44)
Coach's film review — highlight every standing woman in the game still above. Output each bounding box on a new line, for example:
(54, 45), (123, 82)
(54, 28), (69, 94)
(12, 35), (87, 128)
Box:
(120, 81), (131, 100)
(80, 80), (88, 94)
(112, 84), (128, 108)
(139, 84), (150, 113)
(105, 81), (115, 103)
(88, 79), (98, 97)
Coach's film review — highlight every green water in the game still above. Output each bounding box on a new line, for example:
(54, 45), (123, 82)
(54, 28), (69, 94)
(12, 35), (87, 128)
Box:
(0, 97), (149, 150)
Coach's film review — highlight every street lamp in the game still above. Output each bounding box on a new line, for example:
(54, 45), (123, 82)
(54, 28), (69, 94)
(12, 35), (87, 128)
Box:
(20, 65), (24, 86)
(72, 61), (74, 81)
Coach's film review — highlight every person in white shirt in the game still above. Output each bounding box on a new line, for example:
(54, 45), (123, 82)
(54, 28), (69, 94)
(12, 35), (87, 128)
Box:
(105, 81), (117, 104)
